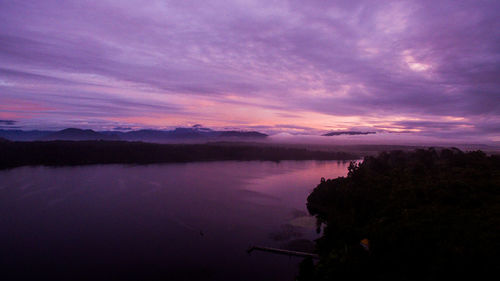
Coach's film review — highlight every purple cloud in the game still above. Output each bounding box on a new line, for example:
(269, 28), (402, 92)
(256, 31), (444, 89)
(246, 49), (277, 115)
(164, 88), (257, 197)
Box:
(0, 0), (499, 143)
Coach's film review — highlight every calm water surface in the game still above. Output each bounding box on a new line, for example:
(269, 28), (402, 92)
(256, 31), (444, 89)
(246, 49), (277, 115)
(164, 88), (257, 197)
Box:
(0, 161), (352, 280)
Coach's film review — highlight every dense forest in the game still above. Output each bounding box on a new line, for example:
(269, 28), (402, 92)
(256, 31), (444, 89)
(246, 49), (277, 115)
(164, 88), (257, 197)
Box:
(300, 148), (500, 280)
(0, 140), (357, 169)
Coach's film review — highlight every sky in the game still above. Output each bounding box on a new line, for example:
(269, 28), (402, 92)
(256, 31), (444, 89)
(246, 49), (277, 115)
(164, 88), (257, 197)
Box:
(0, 0), (499, 143)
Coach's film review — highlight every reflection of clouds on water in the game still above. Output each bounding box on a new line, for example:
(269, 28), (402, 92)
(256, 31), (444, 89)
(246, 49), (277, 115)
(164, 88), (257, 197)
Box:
(0, 161), (350, 280)
(139, 181), (165, 195)
(238, 189), (281, 205)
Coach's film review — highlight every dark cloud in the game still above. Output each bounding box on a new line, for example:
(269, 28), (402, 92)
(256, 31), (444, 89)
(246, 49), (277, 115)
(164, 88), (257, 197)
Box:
(0, 120), (16, 125)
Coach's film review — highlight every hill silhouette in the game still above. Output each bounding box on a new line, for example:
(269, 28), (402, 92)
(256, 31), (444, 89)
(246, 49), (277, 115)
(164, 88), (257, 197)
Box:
(0, 127), (268, 142)
(42, 128), (120, 141)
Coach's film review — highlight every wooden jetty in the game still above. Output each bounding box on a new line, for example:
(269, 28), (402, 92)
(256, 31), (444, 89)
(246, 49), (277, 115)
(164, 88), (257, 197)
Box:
(247, 246), (319, 259)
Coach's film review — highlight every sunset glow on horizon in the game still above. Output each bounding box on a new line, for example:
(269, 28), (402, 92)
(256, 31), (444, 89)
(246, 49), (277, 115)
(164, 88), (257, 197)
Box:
(1, 0), (499, 143)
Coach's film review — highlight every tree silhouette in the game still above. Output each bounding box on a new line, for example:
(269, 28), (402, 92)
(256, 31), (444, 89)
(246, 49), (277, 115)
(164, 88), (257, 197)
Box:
(302, 148), (500, 280)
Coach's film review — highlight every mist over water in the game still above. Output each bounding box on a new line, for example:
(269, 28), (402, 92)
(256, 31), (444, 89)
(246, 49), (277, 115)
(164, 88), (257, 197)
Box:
(268, 133), (500, 148)
(0, 161), (351, 280)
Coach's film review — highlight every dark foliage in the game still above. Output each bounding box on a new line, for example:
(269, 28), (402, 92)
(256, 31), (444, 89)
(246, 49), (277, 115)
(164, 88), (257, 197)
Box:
(301, 148), (500, 280)
(0, 141), (357, 169)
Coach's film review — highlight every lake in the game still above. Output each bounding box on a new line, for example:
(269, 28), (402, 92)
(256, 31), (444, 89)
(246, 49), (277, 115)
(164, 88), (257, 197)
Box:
(0, 160), (352, 280)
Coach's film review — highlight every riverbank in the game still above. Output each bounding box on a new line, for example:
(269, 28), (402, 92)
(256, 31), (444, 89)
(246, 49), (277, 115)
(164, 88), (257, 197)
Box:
(0, 140), (358, 169)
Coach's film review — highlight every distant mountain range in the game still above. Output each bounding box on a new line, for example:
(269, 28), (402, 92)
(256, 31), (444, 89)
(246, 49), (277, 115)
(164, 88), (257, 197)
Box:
(323, 131), (376, 136)
(43, 128), (120, 141)
(0, 126), (268, 142)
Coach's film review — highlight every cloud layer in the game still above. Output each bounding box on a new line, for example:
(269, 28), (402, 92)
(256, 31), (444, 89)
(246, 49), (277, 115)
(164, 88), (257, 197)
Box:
(0, 0), (499, 142)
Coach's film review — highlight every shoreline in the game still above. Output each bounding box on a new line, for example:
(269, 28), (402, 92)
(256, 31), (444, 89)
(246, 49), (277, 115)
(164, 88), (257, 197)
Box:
(0, 140), (359, 169)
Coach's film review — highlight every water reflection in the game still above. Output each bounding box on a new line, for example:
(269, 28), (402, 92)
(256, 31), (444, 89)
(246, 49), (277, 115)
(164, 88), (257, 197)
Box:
(0, 160), (351, 280)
